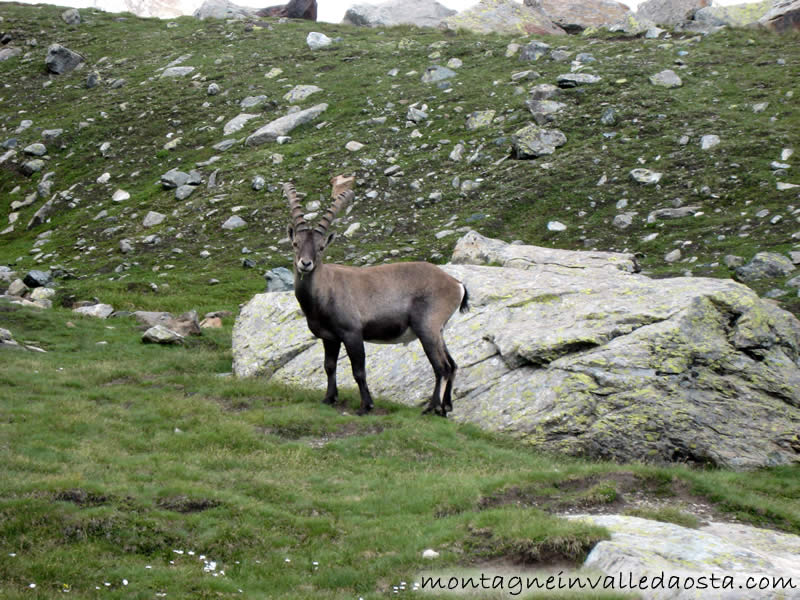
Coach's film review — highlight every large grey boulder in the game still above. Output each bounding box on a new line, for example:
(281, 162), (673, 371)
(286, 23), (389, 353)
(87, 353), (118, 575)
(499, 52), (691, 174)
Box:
(193, 0), (256, 19)
(343, 0), (456, 27)
(442, 0), (566, 35)
(245, 104), (328, 146)
(452, 230), (639, 273)
(758, 0), (800, 32)
(525, 0), (632, 32)
(570, 515), (800, 599)
(691, 0), (771, 27)
(233, 233), (800, 469)
(45, 44), (85, 75)
(636, 0), (711, 25)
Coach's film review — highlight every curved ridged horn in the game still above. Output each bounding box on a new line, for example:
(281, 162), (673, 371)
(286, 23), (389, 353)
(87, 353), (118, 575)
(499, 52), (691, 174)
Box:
(284, 182), (309, 232)
(314, 189), (353, 235)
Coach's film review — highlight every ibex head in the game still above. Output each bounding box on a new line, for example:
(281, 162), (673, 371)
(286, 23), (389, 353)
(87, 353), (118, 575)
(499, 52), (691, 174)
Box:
(285, 182), (352, 275)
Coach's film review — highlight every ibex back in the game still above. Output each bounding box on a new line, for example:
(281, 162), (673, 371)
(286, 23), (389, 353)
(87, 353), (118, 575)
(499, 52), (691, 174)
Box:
(285, 183), (469, 416)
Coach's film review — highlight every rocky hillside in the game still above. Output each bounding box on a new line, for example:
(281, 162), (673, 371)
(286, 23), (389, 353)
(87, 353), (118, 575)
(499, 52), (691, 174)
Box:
(0, 3), (799, 317)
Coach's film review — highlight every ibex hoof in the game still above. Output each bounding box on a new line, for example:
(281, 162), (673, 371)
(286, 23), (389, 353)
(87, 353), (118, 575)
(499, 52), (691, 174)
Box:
(322, 395), (337, 405)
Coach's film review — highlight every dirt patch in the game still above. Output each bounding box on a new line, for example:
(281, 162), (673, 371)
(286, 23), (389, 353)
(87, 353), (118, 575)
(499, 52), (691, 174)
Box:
(478, 471), (731, 525)
(465, 526), (597, 568)
(156, 495), (221, 513)
(54, 489), (112, 507)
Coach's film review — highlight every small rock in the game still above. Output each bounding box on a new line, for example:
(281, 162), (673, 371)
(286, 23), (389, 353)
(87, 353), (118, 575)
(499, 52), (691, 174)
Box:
(23, 270), (51, 288)
(547, 221), (567, 232)
(465, 110), (495, 131)
(421, 65), (456, 83)
(650, 69), (682, 88)
(252, 175), (266, 190)
(142, 324), (184, 344)
(74, 303), (114, 319)
(143, 211), (166, 228)
(700, 135), (720, 150)
(7, 279), (29, 297)
(175, 185), (195, 201)
(735, 252), (796, 281)
(630, 169), (663, 185)
(265, 267), (294, 292)
(207, 82), (220, 95)
(345, 141), (364, 152)
(665, 249), (682, 263)
(422, 549), (440, 559)
(307, 32), (332, 50)
(112, 189), (130, 202)
(222, 216), (247, 230)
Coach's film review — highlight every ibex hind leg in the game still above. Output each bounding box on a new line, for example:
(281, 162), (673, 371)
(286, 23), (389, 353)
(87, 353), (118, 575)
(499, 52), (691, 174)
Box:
(417, 332), (453, 418)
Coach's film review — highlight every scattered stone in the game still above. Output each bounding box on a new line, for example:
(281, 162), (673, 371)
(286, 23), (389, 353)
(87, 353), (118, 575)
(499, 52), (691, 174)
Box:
(446, 57), (462, 69)
(345, 141), (364, 152)
(511, 124), (567, 159)
(449, 143), (464, 161)
(112, 189), (130, 202)
(265, 267), (294, 292)
(526, 99), (566, 125)
(647, 206), (701, 222)
(637, 0), (711, 25)
(700, 134), (720, 150)
(613, 213), (635, 229)
(160, 170), (188, 190)
(284, 85), (323, 103)
(62, 8), (81, 24)
(74, 303), (115, 319)
(735, 252), (796, 281)
(143, 211), (166, 228)
(406, 106), (428, 122)
(650, 69), (682, 88)
(724, 255), (744, 268)
(45, 44), (84, 74)
(161, 66), (195, 78)
(120, 239), (134, 254)
(42, 129), (63, 141)
(246, 103), (328, 146)
(175, 185), (195, 201)
(23, 270), (51, 288)
(222, 215), (247, 230)
(664, 248), (682, 263)
(207, 82), (220, 95)
(556, 73), (601, 88)
(8, 279), (29, 297)
(465, 110), (495, 131)
(142, 324), (184, 344)
(224, 113), (260, 136)
(529, 83), (560, 101)
(0, 47), (22, 62)
(547, 221), (567, 232)
(21, 161), (44, 176)
(306, 31), (332, 50)
(630, 169), (663, 184)
(252, 175), (266, 190)
(241, 95), (267, 109)
(422, 549), (440, 559)
(23, 143), (47, 157)
(421, 65), (456, 83)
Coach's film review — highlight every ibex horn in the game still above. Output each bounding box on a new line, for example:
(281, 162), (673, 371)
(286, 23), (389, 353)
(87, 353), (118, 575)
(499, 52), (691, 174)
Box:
(314, 189), (353, 235)
(284, 182), (309, 232)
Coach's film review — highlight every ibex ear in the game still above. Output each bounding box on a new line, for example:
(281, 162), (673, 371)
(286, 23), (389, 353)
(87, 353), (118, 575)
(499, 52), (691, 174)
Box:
(323, 232), (336, 249)
(288, 225), (295, 241)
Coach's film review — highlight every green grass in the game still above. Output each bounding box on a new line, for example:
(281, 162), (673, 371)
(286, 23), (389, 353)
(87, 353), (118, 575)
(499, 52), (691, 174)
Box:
(1, 300), (799, 598)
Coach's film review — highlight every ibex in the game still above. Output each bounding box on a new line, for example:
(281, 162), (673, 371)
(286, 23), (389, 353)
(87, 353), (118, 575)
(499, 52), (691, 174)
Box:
(285, 183), (469, 417)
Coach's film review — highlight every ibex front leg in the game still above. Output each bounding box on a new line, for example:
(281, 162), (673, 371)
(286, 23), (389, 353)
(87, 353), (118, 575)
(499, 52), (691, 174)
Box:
(342, 333), (374, 415)
(322, 338), (340, 406)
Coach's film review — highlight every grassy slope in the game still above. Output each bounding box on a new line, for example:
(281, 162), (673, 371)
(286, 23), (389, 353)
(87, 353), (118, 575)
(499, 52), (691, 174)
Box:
(1, 5), (800, 598)
(0, 4), (798, 316)
(1, 300), (799, 599)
